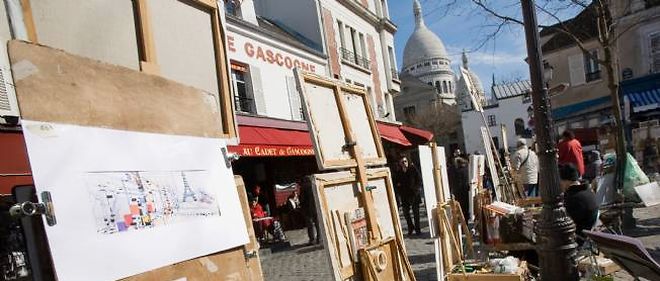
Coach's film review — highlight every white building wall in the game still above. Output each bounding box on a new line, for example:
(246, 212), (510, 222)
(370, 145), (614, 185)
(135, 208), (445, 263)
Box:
(320, 0), (397, 120)
(253, 0), (325, 52)
(461, 97), (532, 155)
(226, 24), (327, 120)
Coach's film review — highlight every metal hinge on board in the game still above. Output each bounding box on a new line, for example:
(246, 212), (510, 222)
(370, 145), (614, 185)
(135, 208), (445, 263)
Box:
(9, 191), (57, 226)
(221, 147), (240, 168)
(243, 250), (258, 260)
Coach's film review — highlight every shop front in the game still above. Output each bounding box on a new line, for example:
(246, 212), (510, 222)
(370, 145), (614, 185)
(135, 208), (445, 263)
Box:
(228, 115), (433, 229)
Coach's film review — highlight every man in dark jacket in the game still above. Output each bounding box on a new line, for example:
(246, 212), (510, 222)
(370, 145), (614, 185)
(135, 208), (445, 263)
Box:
(559, 163), (598, 245)
(394, 155), (422, 235)
(300, 176), (320, 245)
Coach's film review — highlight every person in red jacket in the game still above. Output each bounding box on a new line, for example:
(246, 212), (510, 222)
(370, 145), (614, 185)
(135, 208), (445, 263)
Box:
(558, 130), (585, 176)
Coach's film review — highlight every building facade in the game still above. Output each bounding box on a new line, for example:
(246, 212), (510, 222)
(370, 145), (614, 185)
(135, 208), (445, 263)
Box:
(541, 5), (613, 136)
(461, 81), (533, 155)
(394, 0), (462, 151)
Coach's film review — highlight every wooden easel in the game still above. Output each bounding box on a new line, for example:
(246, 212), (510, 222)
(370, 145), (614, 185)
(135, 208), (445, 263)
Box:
(296, 71), (414, 281)
(10, 41), (262, 281)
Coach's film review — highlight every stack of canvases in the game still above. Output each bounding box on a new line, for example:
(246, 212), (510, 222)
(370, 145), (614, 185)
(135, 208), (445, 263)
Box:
(295, 70), (415, 281)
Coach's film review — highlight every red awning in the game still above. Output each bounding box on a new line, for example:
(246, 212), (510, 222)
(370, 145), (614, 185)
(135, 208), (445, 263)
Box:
(376, 122), (412, 146)
(228, 116), (434, 156)
(400, 125), (434, 142)
(228, 125), (315, 157)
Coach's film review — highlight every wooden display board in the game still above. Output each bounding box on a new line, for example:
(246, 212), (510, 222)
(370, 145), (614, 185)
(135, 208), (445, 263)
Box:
(18, 0), (238, 140)
(294, 70), (386, 171)
(311, 168), (413, 281)
(9, 41), (262, 281)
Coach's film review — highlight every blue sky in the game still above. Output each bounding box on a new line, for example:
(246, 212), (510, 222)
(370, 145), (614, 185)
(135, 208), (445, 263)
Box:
(389, 0), (581, 95)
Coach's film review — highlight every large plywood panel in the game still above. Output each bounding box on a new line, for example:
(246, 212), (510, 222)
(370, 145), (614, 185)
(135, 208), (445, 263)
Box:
(8, 40), (223, 138)
(296, 71), (386, 170)
(343, 90), (379, 161)
(304, 82), (351, 164)
(149, 0), (219, 96)
(30, 0), (140, 69)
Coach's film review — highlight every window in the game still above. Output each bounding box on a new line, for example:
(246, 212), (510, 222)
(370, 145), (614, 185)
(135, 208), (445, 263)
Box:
(442, 81), (448, 93)
(339, 24), (369, 69)
(230, 62), (255, 114)
(424, 62), (430, 66)
(337, 21), (346, 51)
(487, 115), (497, 127)
(432, 61), (439, 65)
(434, 81), (441, 92)
(388, 46), (398, 80)
(384, 92), (394, 120)
(404, 106), (416, 119)
(448, 81), (452, 92)
(651, 32), (660, 73)
(514, 118), (525, 136)
(584, 49), (601, 82)
(225, 1), (239, 16)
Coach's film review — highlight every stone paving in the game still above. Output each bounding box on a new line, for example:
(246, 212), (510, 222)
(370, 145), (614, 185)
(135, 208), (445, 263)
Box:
(259, 204), (660, 281)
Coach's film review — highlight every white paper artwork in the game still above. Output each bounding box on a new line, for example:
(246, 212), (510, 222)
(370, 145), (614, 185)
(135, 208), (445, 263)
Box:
(21, 120), (248, 281)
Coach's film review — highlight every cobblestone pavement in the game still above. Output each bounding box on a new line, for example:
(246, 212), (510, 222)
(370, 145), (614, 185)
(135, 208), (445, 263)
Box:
(260, 204), (660, 281)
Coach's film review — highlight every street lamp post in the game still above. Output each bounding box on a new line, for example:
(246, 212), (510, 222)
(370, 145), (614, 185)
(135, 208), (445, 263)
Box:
(520, 1), (579, 280)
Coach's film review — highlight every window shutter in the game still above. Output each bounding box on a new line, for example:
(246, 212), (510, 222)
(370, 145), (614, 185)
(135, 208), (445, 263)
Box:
(249, 66), (267, 115)
(0, 38), (19, 118)
(286, 76), (303, 120)
(651, 33), (660, 73)
(568, 53), (585, 86)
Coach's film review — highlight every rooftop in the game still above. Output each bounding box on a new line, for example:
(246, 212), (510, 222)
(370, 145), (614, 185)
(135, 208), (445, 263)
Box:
(492, 80), (532, 100)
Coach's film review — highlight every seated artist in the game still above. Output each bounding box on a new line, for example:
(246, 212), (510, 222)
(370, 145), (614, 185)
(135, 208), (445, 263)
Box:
(250, 197), (287, 242)
(559, 163), (599, 245)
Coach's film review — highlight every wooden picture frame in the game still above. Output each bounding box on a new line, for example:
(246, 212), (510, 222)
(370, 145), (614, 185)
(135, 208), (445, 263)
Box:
(295, 70), (386, 171)
(311, 168), (408, 281)
(20, 0), (238, 140)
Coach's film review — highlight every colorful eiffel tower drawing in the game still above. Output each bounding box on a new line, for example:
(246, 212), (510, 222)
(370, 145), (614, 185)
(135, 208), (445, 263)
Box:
(181, 172), (198, 202)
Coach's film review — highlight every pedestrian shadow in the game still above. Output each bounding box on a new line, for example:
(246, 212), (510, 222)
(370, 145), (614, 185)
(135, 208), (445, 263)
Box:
(296, 243), (324, 254)
(412, 266), (438, 281)
(407, 253), (435, 264)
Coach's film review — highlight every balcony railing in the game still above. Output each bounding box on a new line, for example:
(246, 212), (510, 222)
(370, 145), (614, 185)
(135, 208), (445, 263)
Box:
(586, 70), (601, 82)
(235, 95), (255, 114)
(340, 47), (356, 64)
(391, 68), (399, 80)
(355, 53), (370, 69)
(340, 47), (370, 70)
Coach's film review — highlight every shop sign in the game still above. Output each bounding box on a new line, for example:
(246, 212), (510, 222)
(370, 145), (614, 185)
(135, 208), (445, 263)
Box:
(228, 144), (315, 157)
(227, 35), (317, 72)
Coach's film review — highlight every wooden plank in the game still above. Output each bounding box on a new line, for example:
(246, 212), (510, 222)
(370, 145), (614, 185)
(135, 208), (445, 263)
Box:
(20, 0), (37, 42)
(211, 6), (238, 140)
(8, 40), (224, 138)
(134, 0), (159, 72)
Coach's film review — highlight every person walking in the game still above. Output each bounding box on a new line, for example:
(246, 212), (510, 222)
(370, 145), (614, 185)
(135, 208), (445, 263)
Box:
(300, 176), (321, 245)
(558, 130), (585, 177)
(512, 139), (539, 197)
(394, 155), (422, 235)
